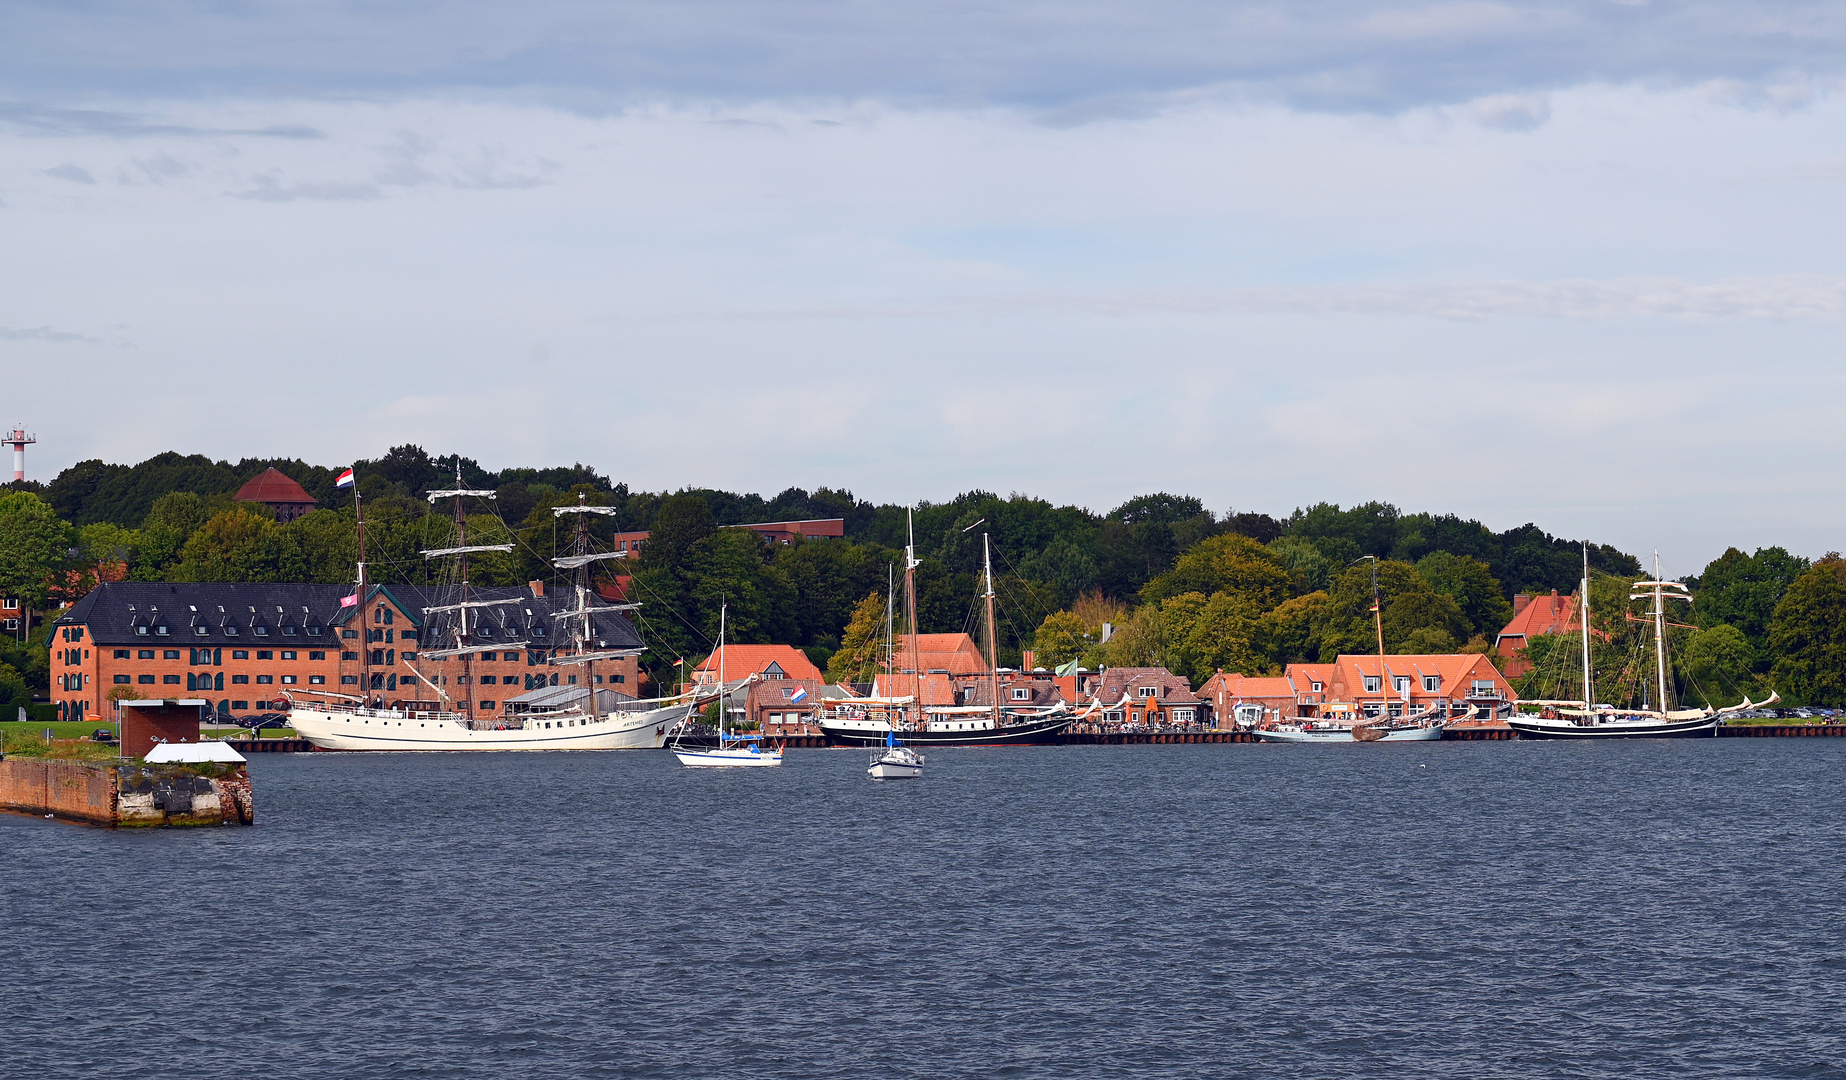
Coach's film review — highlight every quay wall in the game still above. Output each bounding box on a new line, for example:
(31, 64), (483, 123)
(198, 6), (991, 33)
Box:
(0, 759), (117, 825)
(0, 758), (254, 827)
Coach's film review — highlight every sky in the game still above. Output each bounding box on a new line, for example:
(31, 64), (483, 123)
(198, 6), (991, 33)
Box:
(4, 0), (1845, 576)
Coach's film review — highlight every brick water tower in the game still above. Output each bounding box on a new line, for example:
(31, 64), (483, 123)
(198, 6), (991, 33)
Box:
(6, 427), (33, 482)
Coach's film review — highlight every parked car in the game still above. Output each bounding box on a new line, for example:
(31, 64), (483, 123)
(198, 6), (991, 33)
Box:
(90, 728), (117, 744)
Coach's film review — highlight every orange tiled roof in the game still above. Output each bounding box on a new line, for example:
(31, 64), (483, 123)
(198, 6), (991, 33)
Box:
(1497, 593), (1580, 646)
(1200, 673), (1295, 699)
(693, 644), (823, 682)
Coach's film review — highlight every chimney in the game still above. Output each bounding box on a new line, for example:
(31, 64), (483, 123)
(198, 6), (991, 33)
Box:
(1512, 594), (1533, 616)
(1020, 649), (1036, 671)
(528, 580), (545, 598)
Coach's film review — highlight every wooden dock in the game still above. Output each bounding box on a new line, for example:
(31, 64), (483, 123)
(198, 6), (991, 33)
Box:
(1717, 723), (1846, 737)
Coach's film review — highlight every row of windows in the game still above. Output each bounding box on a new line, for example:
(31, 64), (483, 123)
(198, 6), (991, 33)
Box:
(114, 673), (326, 686)
(108, 648), (327, 661)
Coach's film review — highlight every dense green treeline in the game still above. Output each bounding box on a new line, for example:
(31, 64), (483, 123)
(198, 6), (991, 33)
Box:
(3, 446), (1842, 703)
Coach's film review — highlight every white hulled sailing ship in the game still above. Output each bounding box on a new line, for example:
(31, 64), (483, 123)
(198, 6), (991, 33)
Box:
(288, 476), (698, 751)
(672, 602), (784, 767)
(1508, 548), (1773, 739)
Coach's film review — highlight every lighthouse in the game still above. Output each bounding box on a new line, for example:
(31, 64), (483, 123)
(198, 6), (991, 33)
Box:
(6, 427), (35, 482)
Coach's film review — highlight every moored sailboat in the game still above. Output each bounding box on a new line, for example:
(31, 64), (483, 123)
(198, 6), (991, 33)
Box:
(817, 516), (1074, 748)
(673, 602), (785, 767)
(1508, 548), (1773, 739)
(288, 473), (698, 751)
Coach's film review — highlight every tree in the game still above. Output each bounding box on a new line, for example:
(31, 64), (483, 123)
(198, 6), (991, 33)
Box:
(1679, 624), (1754, 706)
(168, 509), (283, 582)
(0, 491), (72, 610)
(1031, 610), (1091, 667)
(1415, 551), (1512, 638)
(828, 593), (889, 683)
(1138, 533), (1289, 608)
(1694, 547), (1808, 667)
(1767, 556), (1846, 705)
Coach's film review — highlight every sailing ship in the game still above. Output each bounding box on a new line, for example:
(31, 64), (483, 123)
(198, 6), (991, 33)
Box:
(1253, 556), (1449, 744)
(817, 516), (1074, 748)
(288, 475), (699, 751)
(1508, 548), (1772, 739)
(672, 602), (784, 767)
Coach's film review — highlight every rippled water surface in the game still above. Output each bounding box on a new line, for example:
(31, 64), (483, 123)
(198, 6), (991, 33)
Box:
(4, 740), (1844, 1079)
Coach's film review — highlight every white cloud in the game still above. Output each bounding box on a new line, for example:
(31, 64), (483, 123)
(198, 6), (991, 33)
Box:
(2, 84), (1844, 568)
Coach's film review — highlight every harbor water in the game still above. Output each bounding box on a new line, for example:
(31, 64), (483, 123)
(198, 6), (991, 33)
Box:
(3, 741), (1843, 1079)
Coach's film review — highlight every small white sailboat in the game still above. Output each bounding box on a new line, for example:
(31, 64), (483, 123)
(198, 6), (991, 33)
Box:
(867, 729), (924, 779)
(672, 602), (784, 768)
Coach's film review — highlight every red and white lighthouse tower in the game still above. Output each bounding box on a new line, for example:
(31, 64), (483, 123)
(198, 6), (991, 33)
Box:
(7, 427), (36, 482)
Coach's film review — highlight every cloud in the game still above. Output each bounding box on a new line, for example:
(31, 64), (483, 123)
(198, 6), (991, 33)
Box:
(45, 162), (93, 183)
(0, 102), (323, 139)
(227, 175), (382, 201)
(4, 2), (1846, 113)
(0, 325), (102, 343)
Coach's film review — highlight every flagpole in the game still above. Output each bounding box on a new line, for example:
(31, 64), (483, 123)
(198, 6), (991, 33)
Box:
(355, 469), (369, 705)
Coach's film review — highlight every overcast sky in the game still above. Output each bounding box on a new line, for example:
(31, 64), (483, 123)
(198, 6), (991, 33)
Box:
(4, 1), (1845, 574)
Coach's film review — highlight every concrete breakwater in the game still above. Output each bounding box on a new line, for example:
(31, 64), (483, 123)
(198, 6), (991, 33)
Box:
(0, 758), (254, 827)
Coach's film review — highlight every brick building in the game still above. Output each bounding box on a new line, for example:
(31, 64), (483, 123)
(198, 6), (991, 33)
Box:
(1073, 667), (1204, 726)
(1283, 654), (1515, 721)
(49, 581), (642, 724)
(1494, 590), (1582, 677)
(1195, 672), (1297, 727)
(234, 468), (319, 523)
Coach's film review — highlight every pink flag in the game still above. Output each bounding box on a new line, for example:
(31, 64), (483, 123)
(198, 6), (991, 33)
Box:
(340, 593), (359, 608)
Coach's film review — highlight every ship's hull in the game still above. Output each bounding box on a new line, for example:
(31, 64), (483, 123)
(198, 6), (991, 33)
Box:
(289, 702), (694, 751)
(1254, 724), (1445, 743)
(819, 713), (1073, 748)
(673, 747), (784, 767)
(1507, 714), (1718, 739)
(868, 747), (925, 778)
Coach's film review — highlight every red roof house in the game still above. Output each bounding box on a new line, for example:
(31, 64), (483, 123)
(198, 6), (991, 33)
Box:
(1495, 591), (1581, 677)
(691, 645), (824, 687)
(234, 468), (319, 523)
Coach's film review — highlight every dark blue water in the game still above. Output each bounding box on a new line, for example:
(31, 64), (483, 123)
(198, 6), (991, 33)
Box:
(4, 741), (1843, 1079)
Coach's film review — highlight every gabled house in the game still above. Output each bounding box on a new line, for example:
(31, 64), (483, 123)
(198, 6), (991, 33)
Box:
(1075, 667), (1203, 726)
(691, 645), (824, 687)
(1282, 654), (1515, 721)
(1495, 590), (1582, 677)
(1195, 672), (1296, 727)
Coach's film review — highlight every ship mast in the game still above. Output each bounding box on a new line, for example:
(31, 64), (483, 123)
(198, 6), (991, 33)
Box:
(984, 532), (999, 729)
(905, 508), (921, 731)
(421, 464), (504, 721)
(1579, 543), (1594, 711)
(1628, 551), (1690, 715)
(1360, 555), (1388, 716)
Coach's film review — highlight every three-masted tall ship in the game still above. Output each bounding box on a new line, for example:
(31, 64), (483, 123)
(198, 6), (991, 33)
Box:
(1508, 548), (1773, 739)
(817, 513), (1073, 748)
(288, 473), (698, 750)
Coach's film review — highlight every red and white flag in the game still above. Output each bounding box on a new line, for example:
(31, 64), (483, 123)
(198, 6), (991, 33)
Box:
(340, 593), (359, 608)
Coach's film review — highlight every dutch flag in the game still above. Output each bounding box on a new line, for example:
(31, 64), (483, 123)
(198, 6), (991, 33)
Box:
(788, 686), (809, 704)
(335, 467), (355, 489)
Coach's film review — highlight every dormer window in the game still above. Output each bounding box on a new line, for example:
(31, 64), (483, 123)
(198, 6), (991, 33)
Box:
(195, 626), (209, 636)
(225, 626), (239, 636)
(1363, 676), (1381, 693)
(1423, 675), (1441, 692)
(155, 625), (169, 636)
(1311, 682), (1323, 692)
(137, 626), (148, 636)
(307, 626), (322, 636)
(1137, 686), (1157, 698)
(254, 626), (269, 636)
(283, 625), (298, 636)
(1011, 687), (1031, 701)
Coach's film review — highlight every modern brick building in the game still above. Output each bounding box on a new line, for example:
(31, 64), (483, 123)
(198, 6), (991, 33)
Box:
(49, 581), (642, 724)
(1195, 672), (1297, 727)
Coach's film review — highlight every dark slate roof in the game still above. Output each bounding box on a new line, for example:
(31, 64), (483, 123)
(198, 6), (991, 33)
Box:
(55, 582), (350, 646)
(59, 581), (645, 653)
(360, 584), (644, 653)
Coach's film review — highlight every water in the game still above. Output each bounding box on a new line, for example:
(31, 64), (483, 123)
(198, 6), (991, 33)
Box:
(3, 741), (1843, 1080)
